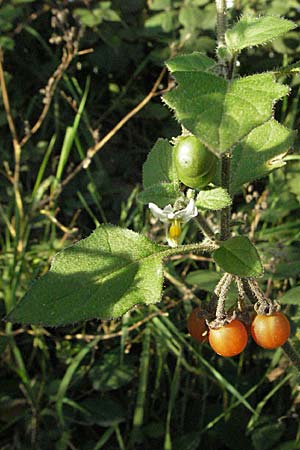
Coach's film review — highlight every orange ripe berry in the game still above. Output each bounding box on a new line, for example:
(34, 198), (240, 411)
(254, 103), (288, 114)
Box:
(187, 307), (208, 343)
(251, 312), (290, 349)
(209, 319), (248, 357)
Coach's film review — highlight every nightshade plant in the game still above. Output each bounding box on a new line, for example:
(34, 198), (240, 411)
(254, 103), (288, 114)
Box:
(8, 2), (299, 358)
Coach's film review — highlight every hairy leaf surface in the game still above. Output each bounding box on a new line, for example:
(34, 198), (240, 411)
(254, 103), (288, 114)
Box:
(196, 187), (231, 210)
(143, 138), (179, 189)
(164, 70), (288, 153)
(230, 120), (295, 193)
(225, 16), (296, 54)
(137, 182), (182, 208)
(8, 226), (166, 326)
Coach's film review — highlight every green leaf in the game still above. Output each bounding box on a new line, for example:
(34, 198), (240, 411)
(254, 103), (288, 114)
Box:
(137, 182), (182, 208)
(278, 286), (300, 305)
(230, 120), (295, 193)
(74, 4), (120, 27)
(166, 52), (215, 72)
(251, 423), (284, 450)
(163, 70), (288, 153)
(149, 0), (171, 10)
(89, 352), (135, 391)
(213, 236), (263, 277)
(196, 187), (231, 210)
(274, 441), (300, 450)
(0, 36), (14, 50)
(74, 8), (104, 27)
(143, 138), (179, 189)
(178, 6), (206, 31)
(7, 226), (166, 326)
(80, 397), (126, 426)
(273, 59), (300, 77)
(225, 15), (296, 54)
(185, 269), (221, 291)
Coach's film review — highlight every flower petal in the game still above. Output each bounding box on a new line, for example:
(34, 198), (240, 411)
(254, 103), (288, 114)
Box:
(148, 202), (171, 223)
(174, 199), (198, 223)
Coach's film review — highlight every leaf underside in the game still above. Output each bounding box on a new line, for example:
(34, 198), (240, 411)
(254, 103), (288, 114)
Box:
(8, 226), (166, 326)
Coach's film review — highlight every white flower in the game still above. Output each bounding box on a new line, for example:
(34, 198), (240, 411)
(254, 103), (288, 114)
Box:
(148, 199), (198, 247)
(148, 199), (198, 224)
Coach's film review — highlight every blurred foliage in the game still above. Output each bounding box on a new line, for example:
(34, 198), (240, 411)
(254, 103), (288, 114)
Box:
(0, 0), (300, 449)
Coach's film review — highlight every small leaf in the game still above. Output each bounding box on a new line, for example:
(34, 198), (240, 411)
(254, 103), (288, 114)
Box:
(213, 236), (263, 277)
(164, 70), (288, 153)
(137, 182), (182, 208)
(225, 15), (296, 53)
(7, 226), (166, 326)
(185, 270), (221, 291)
(166, 52), (215, 72)
(143, 138), (179, 189)
(230, 119), (295, 193)
(196, 187), (231, 210)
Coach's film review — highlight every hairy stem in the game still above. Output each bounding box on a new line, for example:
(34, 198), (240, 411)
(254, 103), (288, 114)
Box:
(194, 213), (216, 240)
(220, 152), (232, 240)
(162, 240), (218, 259)
(215, 0), (227, 48)
(215, 273), (232, 319)
(215, 1), (232, 240)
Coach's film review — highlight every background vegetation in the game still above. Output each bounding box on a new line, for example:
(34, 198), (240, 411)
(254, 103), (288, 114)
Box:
(1, 0), (300, 449)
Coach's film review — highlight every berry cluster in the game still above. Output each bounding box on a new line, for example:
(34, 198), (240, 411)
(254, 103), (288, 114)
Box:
(187, 306), (290, 357)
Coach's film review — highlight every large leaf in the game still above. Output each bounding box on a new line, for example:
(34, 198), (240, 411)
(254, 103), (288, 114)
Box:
(140, 138), (181, 207)
(213, 236), (263, 277)
(137, 182), (182, 208)
(225, 15), (296, 54)
(230, 120), (295, 193)
(164, 69), (288, 153)
(8, 226), (166, 326)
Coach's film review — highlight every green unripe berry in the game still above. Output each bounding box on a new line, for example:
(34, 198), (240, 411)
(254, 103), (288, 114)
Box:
(174, 136), (217, 189)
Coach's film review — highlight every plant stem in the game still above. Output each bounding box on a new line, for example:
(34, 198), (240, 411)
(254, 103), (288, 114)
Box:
(0, 49), (24, 241)
(215, 0), (227, 48)
(194, 213), (216, 240)
(215, 273), (232, 319)
(220, 152), (232, 240)
(215, 1), (232, 240)
(162, 241), (218, 259)
(282, 341), (300, 377)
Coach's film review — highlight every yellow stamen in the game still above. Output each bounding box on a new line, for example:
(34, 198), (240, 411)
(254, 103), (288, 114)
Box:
(168, 219), (182, 245)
